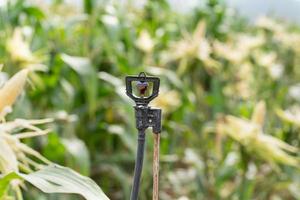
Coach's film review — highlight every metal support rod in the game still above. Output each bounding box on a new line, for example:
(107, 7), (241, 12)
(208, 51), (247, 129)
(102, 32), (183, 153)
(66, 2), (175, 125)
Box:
(130, 129), (146, 200)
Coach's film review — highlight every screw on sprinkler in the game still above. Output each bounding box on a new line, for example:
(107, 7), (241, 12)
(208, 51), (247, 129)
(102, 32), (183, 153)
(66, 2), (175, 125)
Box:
(125, 72), (162, 200)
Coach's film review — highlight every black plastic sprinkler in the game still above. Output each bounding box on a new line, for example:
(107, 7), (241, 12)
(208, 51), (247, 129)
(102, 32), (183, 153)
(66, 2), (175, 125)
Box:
(125, 72), (162, 200)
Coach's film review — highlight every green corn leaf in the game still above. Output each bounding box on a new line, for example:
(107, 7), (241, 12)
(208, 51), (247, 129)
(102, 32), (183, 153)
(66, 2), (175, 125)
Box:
(1, 165), (109, 200)
(61, 54), (92, 76)
(19, 164), (109, 200)
(0, 173), (19, 198)
(61, 137), (91, 176)
(61, 54), (98, 115)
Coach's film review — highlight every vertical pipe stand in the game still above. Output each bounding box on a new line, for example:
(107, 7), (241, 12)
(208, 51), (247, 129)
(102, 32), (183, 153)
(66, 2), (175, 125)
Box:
(125, 72), (162, 200)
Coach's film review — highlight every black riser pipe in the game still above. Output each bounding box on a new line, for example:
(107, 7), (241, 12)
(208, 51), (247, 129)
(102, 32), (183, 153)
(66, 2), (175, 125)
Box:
(130, 130), (146, 200)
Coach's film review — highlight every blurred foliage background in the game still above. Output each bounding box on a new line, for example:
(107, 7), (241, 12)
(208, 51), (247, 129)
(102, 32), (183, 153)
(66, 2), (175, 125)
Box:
(0, 0), (300, 199)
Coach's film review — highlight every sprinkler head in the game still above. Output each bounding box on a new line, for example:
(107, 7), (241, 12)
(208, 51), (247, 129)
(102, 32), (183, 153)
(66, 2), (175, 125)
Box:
(125, 72), (160, 106)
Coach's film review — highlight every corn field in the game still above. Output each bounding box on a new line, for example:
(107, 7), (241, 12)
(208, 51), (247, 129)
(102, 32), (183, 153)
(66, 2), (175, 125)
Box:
(0, 0), (300, 200)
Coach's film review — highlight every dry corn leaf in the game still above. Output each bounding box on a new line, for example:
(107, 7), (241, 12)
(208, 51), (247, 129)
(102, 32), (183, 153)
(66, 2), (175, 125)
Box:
(151, 90), (181, 114)
(276, 107), (300, 127)
(6, 28), (38, 64)
(135, 30), (154, 53)
(0, 135), (18, 174)
(251, 101), (266, 126)
(218, 101), (299, 167)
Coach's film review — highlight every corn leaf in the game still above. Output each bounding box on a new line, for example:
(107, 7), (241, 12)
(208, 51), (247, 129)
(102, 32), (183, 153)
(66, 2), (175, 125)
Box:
(61, 54), (98, 115)
(61, 138), (91, 176)
(13, 164), (109, 200)
(0, 173), (19, 198)
(0, 135), (18, 174)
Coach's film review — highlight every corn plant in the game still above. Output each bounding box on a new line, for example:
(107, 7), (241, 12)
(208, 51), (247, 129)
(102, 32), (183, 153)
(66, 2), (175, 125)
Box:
(0, 69), (109, 200)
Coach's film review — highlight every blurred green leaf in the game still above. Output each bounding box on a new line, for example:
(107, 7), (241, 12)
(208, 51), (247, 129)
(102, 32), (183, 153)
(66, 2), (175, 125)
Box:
(62, 137), (91, 176)
(0, 173), (19, 198)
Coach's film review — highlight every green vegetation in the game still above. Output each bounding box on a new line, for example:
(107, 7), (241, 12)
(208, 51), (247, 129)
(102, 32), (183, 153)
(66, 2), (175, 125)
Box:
(0, 0), (300, 199)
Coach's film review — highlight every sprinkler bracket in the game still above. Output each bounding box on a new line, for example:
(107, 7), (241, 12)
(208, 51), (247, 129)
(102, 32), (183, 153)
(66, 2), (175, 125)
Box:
(135, 106), (162, 133)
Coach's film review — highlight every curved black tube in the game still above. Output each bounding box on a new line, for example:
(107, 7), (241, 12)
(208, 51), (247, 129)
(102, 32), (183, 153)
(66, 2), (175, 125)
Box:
(130, 130), (146, 200)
